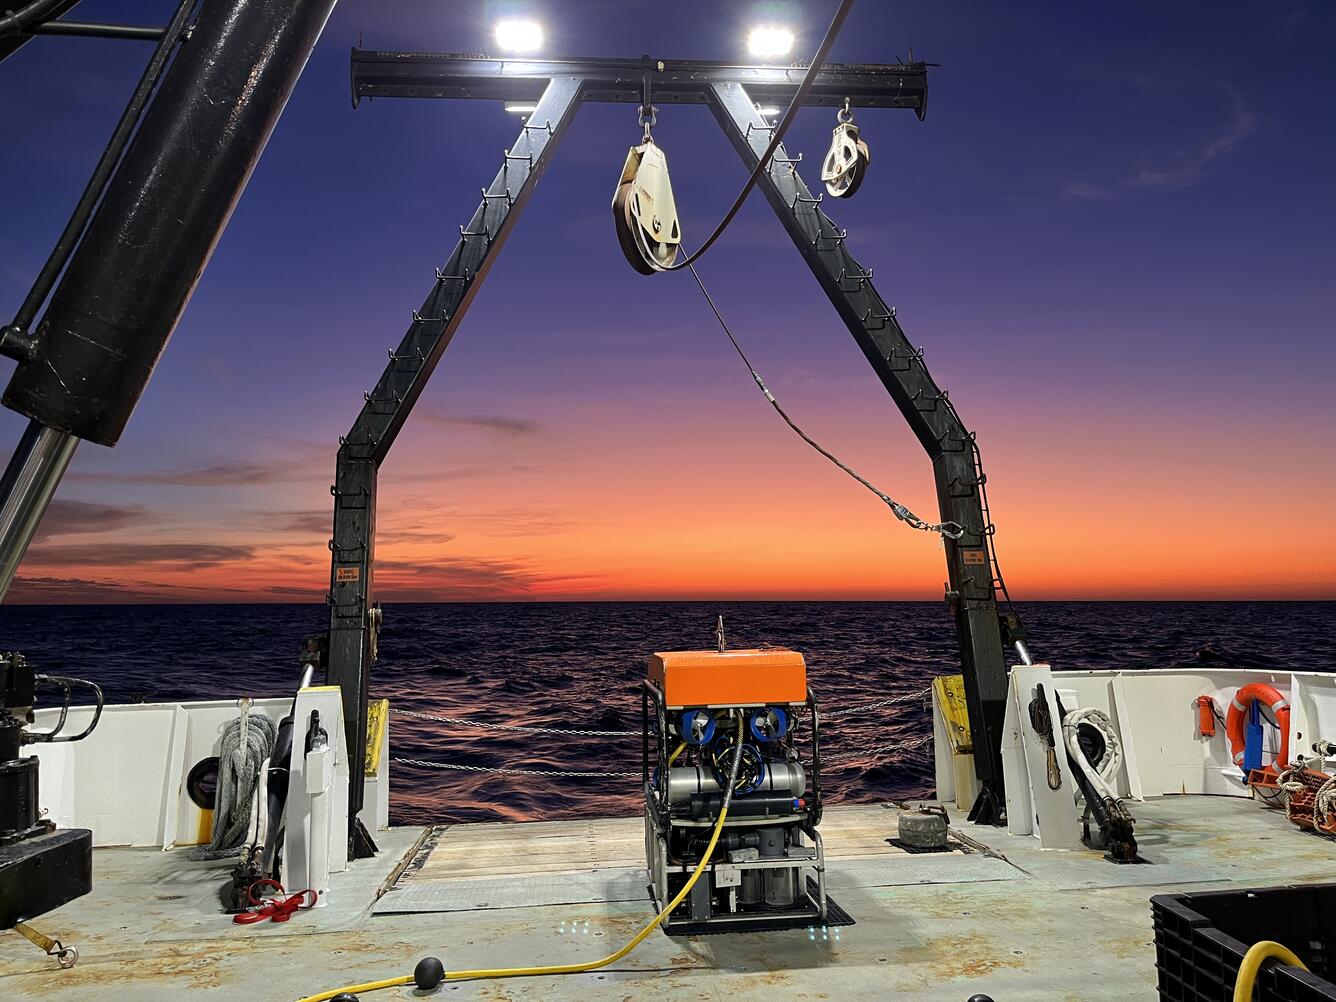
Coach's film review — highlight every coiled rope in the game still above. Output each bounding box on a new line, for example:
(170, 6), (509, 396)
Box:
(190, 703), (277, 860)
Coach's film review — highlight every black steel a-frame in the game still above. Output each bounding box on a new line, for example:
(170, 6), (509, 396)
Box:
(326, 50), (1015, 842)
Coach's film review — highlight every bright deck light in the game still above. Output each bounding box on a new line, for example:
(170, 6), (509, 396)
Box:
(504, 102), (538, 114)
(494, 18), (543, 54)
(747, 25), (794, 59)
(756, 105), (781, 117)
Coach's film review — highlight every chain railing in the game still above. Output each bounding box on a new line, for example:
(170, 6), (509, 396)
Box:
(390, 686), (930, 736)
(388, 686), (935, 778)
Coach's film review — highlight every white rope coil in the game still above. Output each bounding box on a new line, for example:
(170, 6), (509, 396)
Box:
(1062, 706), (1122, 804)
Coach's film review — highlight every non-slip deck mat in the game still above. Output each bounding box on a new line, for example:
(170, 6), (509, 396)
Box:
(374, 852), (1025, 915)
(663, 879), (856, 936)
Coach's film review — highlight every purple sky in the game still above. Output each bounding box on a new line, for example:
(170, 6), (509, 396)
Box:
(0, 1), (1332, 603)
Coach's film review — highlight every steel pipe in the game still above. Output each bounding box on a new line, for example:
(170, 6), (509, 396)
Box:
(28, 20), (166, 41)
(3, 0), (339, 446)
(0, 421), (78, 601)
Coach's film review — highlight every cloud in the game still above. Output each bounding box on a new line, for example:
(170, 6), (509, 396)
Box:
(373, 554), (601, 600)
(256, 510), (331, 535)
(1130, 89), (1255, 190)
(67, 451), (328, 487)
(22, 542), (255, 569)
(1064, 180), (1113, 201)
(376, 528), (457, 545)
(32, 500), (152, 541)
(415, 411), (542, 437)
(6, 575), (163, 603)
(264, 584), (325, 597)
(1065, 79), (1255, 199)
(6, 574), (253, 604)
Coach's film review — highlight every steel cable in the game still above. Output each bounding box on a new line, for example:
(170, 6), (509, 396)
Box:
(686, 258), (963, 538)
(658, 0), (856, 271)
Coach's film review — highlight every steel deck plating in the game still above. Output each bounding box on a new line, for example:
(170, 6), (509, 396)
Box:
(3, 797), (1333, 1000)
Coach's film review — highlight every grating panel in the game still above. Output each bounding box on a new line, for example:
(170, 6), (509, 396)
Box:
(374, 866), (649, 914)
(825, 853), (1025, 890)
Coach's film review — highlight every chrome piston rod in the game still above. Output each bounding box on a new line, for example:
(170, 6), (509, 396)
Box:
(0, 420), (78, 601)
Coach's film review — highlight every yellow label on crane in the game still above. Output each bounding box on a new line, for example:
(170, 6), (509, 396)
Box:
(933, 675), (973, 754)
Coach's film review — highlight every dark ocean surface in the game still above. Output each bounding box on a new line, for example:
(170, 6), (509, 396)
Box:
(1, 601), (1331, 825)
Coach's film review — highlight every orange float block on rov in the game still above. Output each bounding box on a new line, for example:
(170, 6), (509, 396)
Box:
(647, 648), (807, 709)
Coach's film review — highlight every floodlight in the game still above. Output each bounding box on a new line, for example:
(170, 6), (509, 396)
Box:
(504, 103), (538, 114)
(494, 18), (543, 54)
(747, 25), (794, 59)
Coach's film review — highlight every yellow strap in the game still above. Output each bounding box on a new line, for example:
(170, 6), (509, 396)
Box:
(365, 699), (389, 776)
(14, 922), (56, 953)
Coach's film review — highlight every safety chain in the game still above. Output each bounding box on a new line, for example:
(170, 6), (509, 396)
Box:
(392, 708), (638, 736)
(392, 687), (932, 737)
(395, 736), (932, 775)
(393, 756), (639, 779)
(821, 687), (931, 718)
(821, 734), (933, 763)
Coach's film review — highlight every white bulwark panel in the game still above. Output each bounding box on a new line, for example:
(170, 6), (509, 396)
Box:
(936, 665), (1335, 850)
(34, 692), (391, 849)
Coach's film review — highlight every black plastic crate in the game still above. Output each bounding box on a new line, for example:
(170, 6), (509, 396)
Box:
(1152, 883), (1336, 1001)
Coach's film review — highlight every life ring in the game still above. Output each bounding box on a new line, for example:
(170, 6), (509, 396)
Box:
(1225, 683), (1291, 773)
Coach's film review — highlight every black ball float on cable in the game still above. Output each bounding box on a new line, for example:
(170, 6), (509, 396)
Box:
(415, 956), (446, 990)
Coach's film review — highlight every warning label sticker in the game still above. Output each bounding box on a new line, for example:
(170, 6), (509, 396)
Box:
(961, 549), (986, 565)
(336, 567), (360, 582)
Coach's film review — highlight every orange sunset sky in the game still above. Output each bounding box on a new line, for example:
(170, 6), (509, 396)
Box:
(1, 1), (1333, 604)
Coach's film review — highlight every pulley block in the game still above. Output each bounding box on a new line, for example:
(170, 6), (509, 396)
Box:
(612, 140), (682, 274)
(821, 113), (870, 199)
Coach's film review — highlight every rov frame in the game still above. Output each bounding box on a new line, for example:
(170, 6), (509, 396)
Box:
(641, 676), (828, 930)
(324, 50), (1014, 843)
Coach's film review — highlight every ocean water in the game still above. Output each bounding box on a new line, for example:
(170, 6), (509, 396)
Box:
(1, 600), (1331, 825)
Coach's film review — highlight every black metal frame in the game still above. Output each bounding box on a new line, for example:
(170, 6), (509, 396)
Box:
(328, 51), (1012, 841)
(350, 50), (926, 115)
(327, 75), (585, 836)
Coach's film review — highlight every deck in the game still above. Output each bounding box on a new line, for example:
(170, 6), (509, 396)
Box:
(3, 796), (1334, 1000)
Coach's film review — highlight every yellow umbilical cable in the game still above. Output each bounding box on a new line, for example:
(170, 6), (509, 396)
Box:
(667, 741), (687, 766)
(1233, 940), (1308, 1002)
(297, 721), (743, 1002)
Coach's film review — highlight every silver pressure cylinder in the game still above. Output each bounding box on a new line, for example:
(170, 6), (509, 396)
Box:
(665, 762), (805, 805)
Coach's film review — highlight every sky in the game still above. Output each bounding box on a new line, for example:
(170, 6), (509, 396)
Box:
(0, 0), (1332, 604)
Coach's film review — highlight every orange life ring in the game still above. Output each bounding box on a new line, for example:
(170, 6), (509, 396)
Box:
(1225, 683), (1291, 773)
